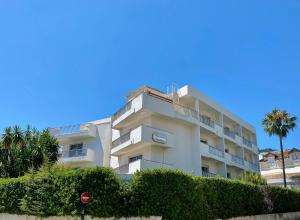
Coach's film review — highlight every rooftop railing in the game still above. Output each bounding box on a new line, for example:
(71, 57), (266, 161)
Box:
(112, 101), (132, 122)
(50, 123), (92, 136)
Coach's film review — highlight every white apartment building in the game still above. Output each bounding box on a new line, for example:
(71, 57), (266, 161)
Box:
(110, 85), (259, 178)
(50, 85), (259, 178)
(260, 149), (300, 188)
(50, 118), (111, 168)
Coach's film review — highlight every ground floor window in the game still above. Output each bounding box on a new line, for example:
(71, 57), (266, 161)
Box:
(129, 155), (143, 163)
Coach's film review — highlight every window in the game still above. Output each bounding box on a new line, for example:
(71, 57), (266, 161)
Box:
(292, 153), (300, 160)
(200, 139), (208, 144)
(227, 172), (231, 178)
(129, 155), (143, 163)
(69, 143), (83, 157)
(202, 166), (209, 173)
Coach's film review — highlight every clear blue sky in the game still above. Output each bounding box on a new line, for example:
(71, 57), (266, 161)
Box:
(0, 1), (299, 150)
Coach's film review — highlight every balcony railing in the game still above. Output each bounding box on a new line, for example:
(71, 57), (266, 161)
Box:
(174, 104), (198, 119)
(61, 148), (87, 158)
(111, 132), (131, 149)
(50, 123), (94, 138)
(231, 154), (244, 165)
(112, 101), (132, 122)
(243, 137), (252, 148)
(209, 145), (224, 158)
(199, 115), (215, 128)
(202, 171), (217, 177)
(224, 129), (236, 139)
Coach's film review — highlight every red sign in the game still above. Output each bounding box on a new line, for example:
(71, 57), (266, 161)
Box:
(80, 192), (90, 204)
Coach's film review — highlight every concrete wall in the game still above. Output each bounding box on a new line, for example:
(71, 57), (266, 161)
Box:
(0, 214), (161, 220)
(227, 212), (300, 220)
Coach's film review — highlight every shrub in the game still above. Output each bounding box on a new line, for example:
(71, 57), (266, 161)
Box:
(240, 171), (267, 185)
(20, 165), (122, 217)
(129, 169), (208, 220)
(194, 177), (267, 219)
(1, 168), (300, 219)
(0, 178), (26, 214)
(269, 186), (300, 213)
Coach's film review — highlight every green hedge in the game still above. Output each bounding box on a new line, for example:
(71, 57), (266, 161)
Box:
(0, 167), (300, 219)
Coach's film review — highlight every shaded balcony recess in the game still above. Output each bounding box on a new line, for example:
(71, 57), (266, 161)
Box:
(202, 171), (217, 177)
(230, 154), (244, 165)
(243, 137), (253, 148)
(224, 128), (236, 139)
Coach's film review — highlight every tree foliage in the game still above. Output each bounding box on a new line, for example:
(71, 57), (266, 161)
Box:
(0, 125), (58, 178)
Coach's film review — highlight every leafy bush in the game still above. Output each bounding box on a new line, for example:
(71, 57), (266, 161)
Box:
(20, 165), (122, 217)
(240, 171), (267, 185)
(129, 170), (208, 220)
(1, 168), (300, 219)
(0, 178), (26, 214)
(194, 177), (266, 219)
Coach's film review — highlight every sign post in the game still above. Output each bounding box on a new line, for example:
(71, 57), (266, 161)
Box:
(80, 192), (90, 220)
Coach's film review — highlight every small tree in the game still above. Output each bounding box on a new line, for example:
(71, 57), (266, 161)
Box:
(0, 126), (59, 178)
(262, 109), (297, 187)
(240, 171), (267, 185)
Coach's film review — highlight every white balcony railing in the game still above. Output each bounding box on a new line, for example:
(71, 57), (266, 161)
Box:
(243, 137), (252, 148)
(111, 132), (131, 149)
(50, 123), (95, 139)
(112, 101), (132, 122)
(116, 159), (173, 174)
(231, 154), (244, 165)
(224, 128), (236, 139)
(174, 103), (198, 119)
(199, 115), (215, 128)
(58, 147), (95, 163)
(209, 145), (224, 158)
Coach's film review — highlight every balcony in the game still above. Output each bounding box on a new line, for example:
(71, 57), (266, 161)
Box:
(199, 115), (215, 128)
(224, 128), (236, 140)
(50, 123), (96, 142)
(244, 160), (259, 171)
(202, 171), (217, 177)
(243, 137), (252, 148)
(201, 143), (224, 161)
(111, 125), (174, 156)
(58, 148), (95, 164)
(225, 152), (244, 167)
(115, 159), (173, 174)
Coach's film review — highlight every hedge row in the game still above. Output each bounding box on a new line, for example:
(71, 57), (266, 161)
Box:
(0, 167), (300, 220)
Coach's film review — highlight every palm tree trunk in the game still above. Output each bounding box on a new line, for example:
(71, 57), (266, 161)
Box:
(279, 134), (287, 188)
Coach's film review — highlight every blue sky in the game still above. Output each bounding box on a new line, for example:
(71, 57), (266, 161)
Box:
(0, 1), (299, 150)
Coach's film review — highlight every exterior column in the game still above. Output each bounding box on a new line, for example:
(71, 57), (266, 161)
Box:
(221, 113), (227, 177)
(191, 125), (202, 176)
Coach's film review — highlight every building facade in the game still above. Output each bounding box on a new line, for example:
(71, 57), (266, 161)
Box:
(50, 118), (111, 168)
(260, 148), (300, 188)
(50, 85), (259, 178)
(110, 85), (259, 178)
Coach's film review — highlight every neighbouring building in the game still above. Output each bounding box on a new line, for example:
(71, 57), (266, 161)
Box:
(50, 85), (259, 178)
(260, 148), (300, 188)
(50, 118), (111, 168)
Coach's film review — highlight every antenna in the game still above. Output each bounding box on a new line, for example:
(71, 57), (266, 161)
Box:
(167, 82), (179, 103)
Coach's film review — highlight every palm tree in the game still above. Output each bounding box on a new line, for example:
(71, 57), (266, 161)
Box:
(262, 109), (297, 187)
(1, 127), (13, 149)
